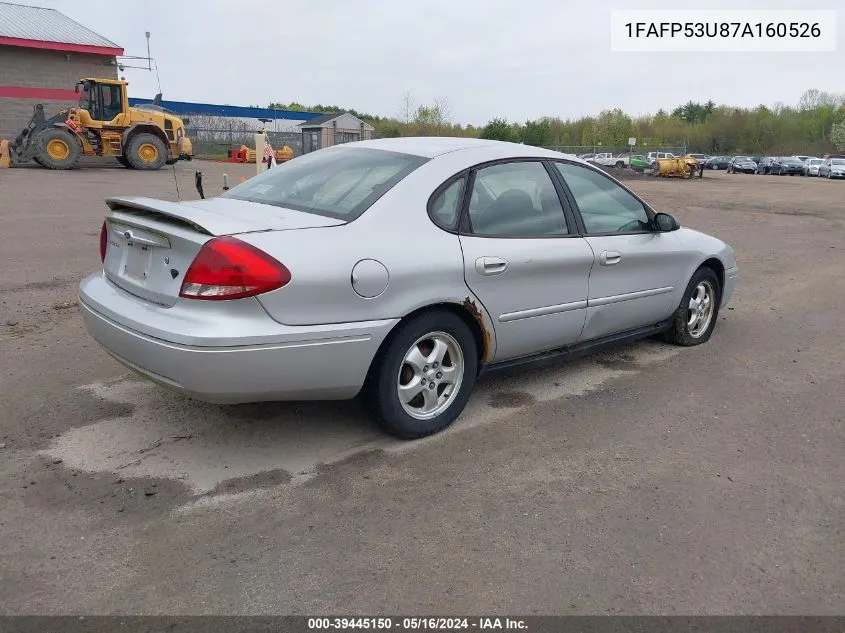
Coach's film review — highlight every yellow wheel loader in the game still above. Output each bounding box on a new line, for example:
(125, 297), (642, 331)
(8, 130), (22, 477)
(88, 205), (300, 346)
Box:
(8, 78), (192, 170)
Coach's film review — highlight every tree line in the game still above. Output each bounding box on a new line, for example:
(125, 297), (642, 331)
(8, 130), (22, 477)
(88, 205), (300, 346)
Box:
(269, 89), (845, 156)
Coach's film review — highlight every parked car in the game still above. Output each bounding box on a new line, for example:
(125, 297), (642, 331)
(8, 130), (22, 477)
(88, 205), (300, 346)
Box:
(578, 153), (597, 161)
(770, 156), (805, 175)
(647, 151), (676, 165)
(726, 156), (758, 174)
(756, 157), (775, 174)
(795, 155), (814, 163)
(705, 156), (731, 170)
(804, 158), (824, 177)
(686, 153), (709, 162)
(629, 154), (649, 171)
(591, 152), (630, 168)
(818, 157), (845, 179)
(78, 137), (738, 439)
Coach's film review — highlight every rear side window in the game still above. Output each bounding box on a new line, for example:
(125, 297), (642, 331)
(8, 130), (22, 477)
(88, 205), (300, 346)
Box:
(224, 147), (429, 220)
(428, 177), (465, 230)
(466, 161), (569, 237)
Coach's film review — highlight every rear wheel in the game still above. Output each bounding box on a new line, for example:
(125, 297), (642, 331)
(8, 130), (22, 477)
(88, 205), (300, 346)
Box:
(125, 133), (167, 170)
(363, 311), (478, 439)
(663, 267), (721, 346)
(34, 128), (81, 170)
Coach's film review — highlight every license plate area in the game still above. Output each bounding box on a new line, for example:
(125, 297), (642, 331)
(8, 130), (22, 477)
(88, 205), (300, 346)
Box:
(123, 242), (152, 280)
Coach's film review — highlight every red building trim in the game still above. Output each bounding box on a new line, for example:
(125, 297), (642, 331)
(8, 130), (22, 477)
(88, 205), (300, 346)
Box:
(0, 85), (79, 100)
(0, 36), (123, 56)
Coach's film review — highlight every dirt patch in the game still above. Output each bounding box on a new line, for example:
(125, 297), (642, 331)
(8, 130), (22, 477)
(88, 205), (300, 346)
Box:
(489, 390), (537, 408)
(208, 469), (293, 496)
(588, 162), (653, 181)
(596, 354), (640, 370)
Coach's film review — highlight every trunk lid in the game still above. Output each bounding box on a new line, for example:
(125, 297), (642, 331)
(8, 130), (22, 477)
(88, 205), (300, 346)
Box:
(106, 196), (346, 236)
(101, 196), (344, 307)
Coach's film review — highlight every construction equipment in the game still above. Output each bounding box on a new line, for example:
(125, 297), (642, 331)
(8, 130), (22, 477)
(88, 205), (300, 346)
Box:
(7, 78), (192, 170)
(652, 157), (702, 179)
(235, 144), (295, 164)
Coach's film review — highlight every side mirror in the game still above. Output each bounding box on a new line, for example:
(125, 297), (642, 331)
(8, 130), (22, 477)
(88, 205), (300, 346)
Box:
(653, 212), (680, 232)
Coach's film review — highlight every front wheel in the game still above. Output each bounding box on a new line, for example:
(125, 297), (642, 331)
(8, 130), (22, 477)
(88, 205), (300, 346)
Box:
(663, 267), (721, 346)
(362, 311), (478, 439)
(125, 133), (168, 170)
(34, 128), (81, 169)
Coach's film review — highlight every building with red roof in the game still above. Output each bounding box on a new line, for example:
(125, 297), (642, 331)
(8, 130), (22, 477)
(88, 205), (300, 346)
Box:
(0, 1), (123, 138)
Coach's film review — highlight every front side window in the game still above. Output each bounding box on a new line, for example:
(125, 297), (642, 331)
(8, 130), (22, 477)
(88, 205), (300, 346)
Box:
(224, 147), (428, 220)
(554, 162), (651, 234)
(78, 84), (93, 113)
(466, 161), (569, 237)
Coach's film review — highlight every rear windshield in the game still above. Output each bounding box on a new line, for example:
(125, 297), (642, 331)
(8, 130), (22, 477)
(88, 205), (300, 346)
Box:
(223, 147), (429, 220)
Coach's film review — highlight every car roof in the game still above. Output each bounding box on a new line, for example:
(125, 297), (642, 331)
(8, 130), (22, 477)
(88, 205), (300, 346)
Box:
(343, 136), (579, 161)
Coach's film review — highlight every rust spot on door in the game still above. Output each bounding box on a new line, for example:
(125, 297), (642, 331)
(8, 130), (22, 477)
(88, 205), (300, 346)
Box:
(463, 297), (493, 362)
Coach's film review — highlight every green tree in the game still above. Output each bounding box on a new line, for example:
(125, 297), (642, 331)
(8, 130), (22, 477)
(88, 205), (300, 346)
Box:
(595, 108), (635, 147)
(522, 119), (551, 146)
(832, 121), (845, 151)
(480, 118), (515, 142)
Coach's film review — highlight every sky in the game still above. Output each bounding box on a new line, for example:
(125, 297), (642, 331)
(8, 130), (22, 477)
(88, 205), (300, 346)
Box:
(27, 0), (844, 125)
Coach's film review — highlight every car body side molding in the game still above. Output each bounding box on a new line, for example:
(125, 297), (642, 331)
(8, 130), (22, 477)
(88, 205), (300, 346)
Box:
(479, 317), (673, 378)
(588, 286), (674, 308)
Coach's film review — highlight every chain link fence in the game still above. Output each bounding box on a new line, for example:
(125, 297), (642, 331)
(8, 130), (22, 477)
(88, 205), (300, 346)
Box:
(543, 145), (688, 157)
(185, 117), (304, 159)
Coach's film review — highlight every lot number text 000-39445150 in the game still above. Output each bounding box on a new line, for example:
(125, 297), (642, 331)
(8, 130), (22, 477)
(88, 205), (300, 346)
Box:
(610, 10), (837, 52)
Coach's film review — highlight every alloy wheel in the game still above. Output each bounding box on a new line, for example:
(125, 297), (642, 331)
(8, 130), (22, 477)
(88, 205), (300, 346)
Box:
(687, 281), (716, 338)
(397, 331), (464, 420)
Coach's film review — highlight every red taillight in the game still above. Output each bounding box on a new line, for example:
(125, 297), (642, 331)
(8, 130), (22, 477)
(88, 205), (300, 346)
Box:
(179, 236), (291, 301)
(99, 221), (107, 262)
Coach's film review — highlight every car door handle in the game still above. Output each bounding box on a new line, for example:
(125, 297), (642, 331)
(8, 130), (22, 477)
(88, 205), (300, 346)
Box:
(599, 250), (622, 266)
(475, 256), (508, 275)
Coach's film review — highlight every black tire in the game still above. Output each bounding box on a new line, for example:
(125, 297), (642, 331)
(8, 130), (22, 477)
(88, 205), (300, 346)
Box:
(125, 133), (167, 170)
(34, 128), (81, 170)
(117, 156), (132, 168)
(663, 267), (722, 347)
(362, 310), (478, 439)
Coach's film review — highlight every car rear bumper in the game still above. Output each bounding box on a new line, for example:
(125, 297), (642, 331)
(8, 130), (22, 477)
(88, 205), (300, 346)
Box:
(78, 272), (397, 403)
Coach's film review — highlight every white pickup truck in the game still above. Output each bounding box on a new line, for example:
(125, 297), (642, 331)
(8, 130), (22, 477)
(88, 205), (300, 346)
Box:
(589, 153), (630, 167)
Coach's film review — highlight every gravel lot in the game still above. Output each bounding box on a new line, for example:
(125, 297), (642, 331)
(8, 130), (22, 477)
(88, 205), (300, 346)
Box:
(0, 161), (843, 615)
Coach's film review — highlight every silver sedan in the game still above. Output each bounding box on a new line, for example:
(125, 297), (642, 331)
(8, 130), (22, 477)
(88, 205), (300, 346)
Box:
(79, 137), (739, 439)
